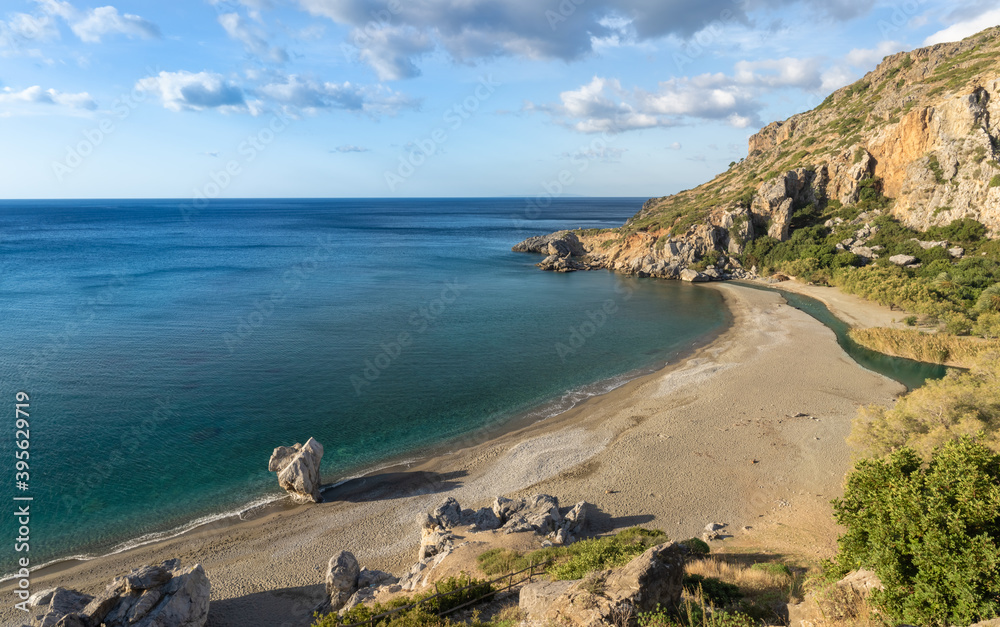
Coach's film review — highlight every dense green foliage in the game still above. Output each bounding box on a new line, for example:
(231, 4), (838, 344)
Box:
(737, 179), (1000, 339)
(829, 437), (1000, 626)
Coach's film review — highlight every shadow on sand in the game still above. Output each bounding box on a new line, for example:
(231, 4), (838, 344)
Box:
(321, 470), (468, 504)
(207, 584), (326, 627)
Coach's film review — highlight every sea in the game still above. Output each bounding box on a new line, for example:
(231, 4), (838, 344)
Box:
(0, 197), (736, 575)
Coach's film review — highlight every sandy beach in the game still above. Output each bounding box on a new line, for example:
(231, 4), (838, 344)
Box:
(0, 283), (905, 627)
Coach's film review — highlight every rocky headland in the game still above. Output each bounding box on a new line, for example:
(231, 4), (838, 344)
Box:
(515, 28), (1000, 282)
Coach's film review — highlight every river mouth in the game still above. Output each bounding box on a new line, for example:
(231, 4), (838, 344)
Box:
(736, 281), (949, 389)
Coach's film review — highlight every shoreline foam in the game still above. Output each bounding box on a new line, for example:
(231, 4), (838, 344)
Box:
(0, 283), (905, 627)
(1, 293), (728, 585)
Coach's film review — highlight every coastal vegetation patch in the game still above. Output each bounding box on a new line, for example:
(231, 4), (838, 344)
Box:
(849, 354), (1000, 458)
(848, 328), (1000, 367)
(315, 575), (497, 627)
(827, 437), (1000, 626)
(475, 526), (668, 581)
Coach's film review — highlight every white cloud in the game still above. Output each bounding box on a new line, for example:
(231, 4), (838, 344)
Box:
(70, 5), (160, 43)
(639, 76), (760, 121)
(732, 57), (824, 89)
(258, 74), (418, 116)
(296, 0), (877, 80)
(532, 50), (892, 135)
(351, 26), (433, 80)
(333, 145), (369, 152)
(529, 40), (921, 136)
(136, 68), (418, 118)
(10, 1), (159, 46)
(805, 40), (908, 93)
(668, 142), (682, 150)
(925, 7), (1000, 45)
(0, 12), (59, 45)
(845, 40), (907, 70)
(32, 0), (75, 22)
(137, 71), (246, 113)
(819, 66), (855, 92)
(530, 77), (666, 133)
(529, 74), (763, 134)
(218, 12), (287, 63)
(0, 85), (97, 110)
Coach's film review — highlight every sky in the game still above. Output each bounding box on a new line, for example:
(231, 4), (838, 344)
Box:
(1, 0), (999, 199)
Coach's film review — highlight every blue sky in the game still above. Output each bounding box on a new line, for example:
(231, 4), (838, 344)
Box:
(1, 0), (999, 199)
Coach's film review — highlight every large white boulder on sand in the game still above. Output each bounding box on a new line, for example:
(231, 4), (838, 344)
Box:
(268, 437), (324, 503)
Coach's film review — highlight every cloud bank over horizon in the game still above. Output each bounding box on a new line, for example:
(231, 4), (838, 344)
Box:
(0, 0), (998, 197)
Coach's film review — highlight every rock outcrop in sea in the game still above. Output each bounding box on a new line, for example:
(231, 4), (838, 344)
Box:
(268, 437), (324, 503)
(24, 559), (210, 627)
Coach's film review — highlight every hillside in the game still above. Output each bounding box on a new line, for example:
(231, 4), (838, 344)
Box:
(516, 26), (1000, 342)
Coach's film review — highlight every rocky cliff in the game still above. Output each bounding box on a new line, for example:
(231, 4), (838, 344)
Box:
(515, 26), (1000, 280)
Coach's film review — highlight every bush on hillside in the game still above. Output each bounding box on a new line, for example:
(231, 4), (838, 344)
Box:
(829, 437), (1000, 627)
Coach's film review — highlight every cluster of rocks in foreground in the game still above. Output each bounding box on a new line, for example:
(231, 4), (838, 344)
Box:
(21, 560), (209, 627)
(20, 438), (775, 627)
(316, 493), (596, 616)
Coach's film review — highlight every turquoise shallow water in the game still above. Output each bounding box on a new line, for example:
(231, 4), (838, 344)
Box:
(0, 198), (730, 574)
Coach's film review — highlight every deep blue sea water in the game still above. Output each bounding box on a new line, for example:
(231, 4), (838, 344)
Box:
(0, 198), (730, 574)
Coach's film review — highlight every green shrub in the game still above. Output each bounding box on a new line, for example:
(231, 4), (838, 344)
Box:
(317, 575), (495, 626)
(850, 355), (1000, 457)
(990, 174), (1000, 188)
(549, 527), (667, 580)
(684, 575), (743, 606)
(679, 538), (711, 555)
(977, 283), (1000, 312)
(476, 548), (526, 576)
(927, 154), (947, 184)
(829, 437), (1000, 626)
(903, 315), (918, 326)
(639, 603), (756, 627)
(750, 562), (792, 577)
(736, 188), (755, 208)
(974, 312), (1000, 339)
(926, 218), (987, 243)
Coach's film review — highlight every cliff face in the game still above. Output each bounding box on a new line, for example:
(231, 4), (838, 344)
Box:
(518, 27), (1000, 279)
